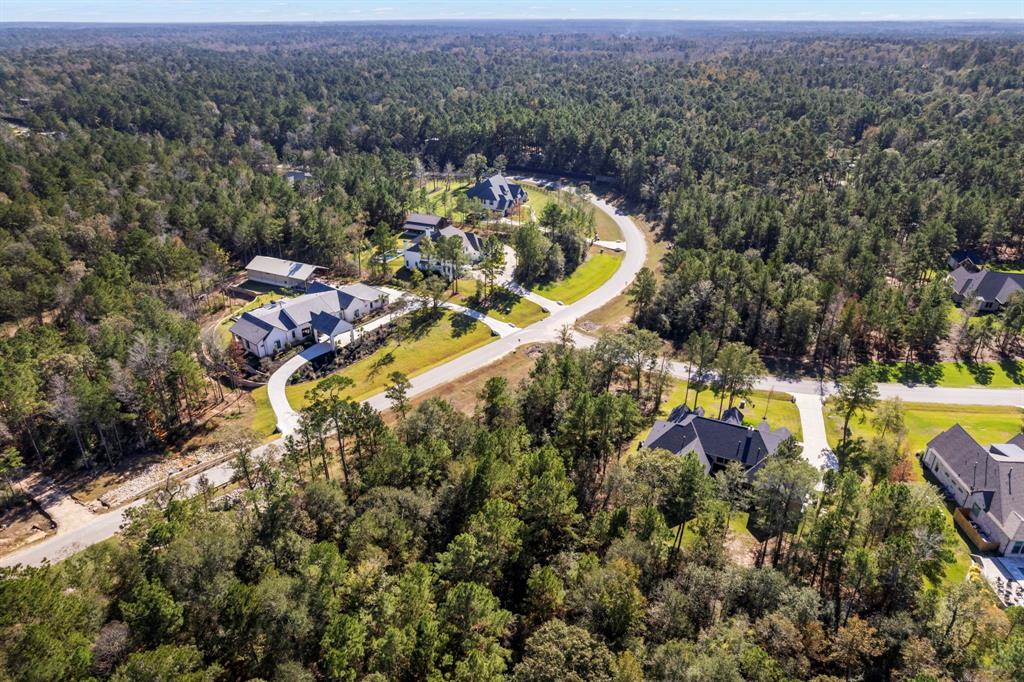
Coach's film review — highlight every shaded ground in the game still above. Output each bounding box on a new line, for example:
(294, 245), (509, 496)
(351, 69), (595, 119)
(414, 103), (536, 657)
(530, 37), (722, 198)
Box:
(0, 495), (54, 555)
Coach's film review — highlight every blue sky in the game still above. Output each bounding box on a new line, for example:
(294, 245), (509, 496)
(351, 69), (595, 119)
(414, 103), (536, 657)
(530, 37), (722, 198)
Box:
(2, 1), (1021, 23)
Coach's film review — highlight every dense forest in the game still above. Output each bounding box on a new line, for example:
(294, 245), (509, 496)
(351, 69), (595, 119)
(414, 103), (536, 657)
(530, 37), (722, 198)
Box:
(0, 24), (1022, 472)
(0, 22), (1023, 680)
(3, 340), (1022, 680)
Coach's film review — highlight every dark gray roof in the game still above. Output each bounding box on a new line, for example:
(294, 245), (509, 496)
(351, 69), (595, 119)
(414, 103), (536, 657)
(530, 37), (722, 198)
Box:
(229, 315), (274, 345)
(642, 405), (791, 477)
(466, 174), (526, 210)
(403, 213), (446, 232)
(407, 226), (482, 259)
(311, 311), (353, 338)
(927, 426), (1024, 529)
(949, 265), (1024, 305)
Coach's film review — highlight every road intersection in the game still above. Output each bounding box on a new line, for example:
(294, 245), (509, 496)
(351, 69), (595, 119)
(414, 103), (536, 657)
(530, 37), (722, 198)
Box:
(3, 180), (1020, 569)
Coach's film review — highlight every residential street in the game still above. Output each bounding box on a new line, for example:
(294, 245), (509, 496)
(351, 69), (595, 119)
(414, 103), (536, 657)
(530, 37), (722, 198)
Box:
(3, 182), (1021, 569)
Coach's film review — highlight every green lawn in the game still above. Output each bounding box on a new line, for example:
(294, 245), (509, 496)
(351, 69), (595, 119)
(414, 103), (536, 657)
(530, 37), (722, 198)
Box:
(250, 310), (496, 437)
(447, 278), (548, 327)
(823, 401), (1023, 476)
(662, 381), (803, 441)
(522, 181), (621, 240)
(824, 400), (1021, 588)
(865, 359), (1023, 388)
(534, 250), (623, 304)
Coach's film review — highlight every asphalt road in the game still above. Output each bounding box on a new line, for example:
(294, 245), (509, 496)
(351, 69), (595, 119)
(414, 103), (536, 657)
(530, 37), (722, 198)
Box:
(4, 182), (1020, 568)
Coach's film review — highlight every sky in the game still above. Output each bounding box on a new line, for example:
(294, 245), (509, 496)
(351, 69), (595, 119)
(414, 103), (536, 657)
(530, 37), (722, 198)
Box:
(1, 0), (1021, 24)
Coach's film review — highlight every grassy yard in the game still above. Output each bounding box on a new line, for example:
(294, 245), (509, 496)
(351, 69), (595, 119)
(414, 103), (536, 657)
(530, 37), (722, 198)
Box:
(215, 290), (290, 348)
(534, 249), (623, 304)
(823, 401), (1023, 479)
(823, 399), (1021, 588)
(577, 214), (667, 334)
(865, 359), (1023, 388)
(250, 310), (497, 437)
(398, 343), (550, 421)
(522, 181), (622, 240)
(446, 278), (548, 327)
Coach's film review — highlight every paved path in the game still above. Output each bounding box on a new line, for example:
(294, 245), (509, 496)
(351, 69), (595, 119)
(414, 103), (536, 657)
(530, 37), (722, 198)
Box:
(6, 179), (1020, 568)
(791, 393), (835, 472)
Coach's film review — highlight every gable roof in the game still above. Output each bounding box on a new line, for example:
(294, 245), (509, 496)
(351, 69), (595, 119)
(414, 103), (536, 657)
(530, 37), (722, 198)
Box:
(310, 311), (354, 338)
(928, 426), (1024, 529)
(643, 405), (791, 477)
(949, 266), (1024, 305)
(466, 174), (526, 211)
(406, 226), (483, 258)
(229, 282), (387, 344)
(403, 213), (446, 232)
(246, 255), (320, 281)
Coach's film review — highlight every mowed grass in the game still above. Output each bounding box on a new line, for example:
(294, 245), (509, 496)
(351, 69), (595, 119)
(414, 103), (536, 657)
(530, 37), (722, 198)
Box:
(523, 181), (622, 240)
(865, 359), (1023, 388)
(823, 401), (1023, 480)
(577, 214), (667, 334)
(446, 278), (548, 327)
(534, 250), (624, 304)
(250, 311), (496, 437)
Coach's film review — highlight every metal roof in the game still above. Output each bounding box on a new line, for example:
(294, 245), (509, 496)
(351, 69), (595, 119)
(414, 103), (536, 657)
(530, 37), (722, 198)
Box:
(245, 255), (321, 281)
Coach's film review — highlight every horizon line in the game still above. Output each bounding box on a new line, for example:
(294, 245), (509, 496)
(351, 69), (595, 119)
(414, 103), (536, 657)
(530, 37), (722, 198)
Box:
(2, 18), (1023, 26)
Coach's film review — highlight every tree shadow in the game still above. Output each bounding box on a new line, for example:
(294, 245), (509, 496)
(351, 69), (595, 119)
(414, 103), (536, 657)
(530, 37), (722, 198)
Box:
(963, 362), (995, 386)
(999, 357), (1023, 385)
(467, 286), (521, 318)
(367, 350), (395, 380)
(408, 308), (443, 340)
(450, 313), (480, 338)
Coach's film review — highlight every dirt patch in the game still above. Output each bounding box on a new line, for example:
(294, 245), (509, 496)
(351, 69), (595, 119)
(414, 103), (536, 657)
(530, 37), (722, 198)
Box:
(0, 496), (55, 555)
(94, 443), (232, 510)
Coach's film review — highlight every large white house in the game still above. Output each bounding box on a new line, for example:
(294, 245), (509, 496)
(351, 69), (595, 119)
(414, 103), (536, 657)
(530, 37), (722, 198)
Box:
(924, 425), (1024, 557)
(403, 225), (484, 279)
(466, 174), (527, 215)
(245, 255), (321, 290)
(229, 282), (389, 358)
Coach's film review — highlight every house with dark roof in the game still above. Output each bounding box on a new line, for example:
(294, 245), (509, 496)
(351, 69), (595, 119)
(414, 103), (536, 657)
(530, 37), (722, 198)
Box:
(401, 213), (450, 238)
(924, 425), (1024, 556)
(403, 225), (484, 279)
(947, 249), (985, 270)
(466, 174), (528, 215)
(229, 282), (389, 358)
(948, 263), (1024, 312)
(640, 405), (792, 479)
(245, 256), (322, 291)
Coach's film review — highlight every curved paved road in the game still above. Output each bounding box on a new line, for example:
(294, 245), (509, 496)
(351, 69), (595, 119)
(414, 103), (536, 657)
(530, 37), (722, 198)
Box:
(4, 181), (1021, 568)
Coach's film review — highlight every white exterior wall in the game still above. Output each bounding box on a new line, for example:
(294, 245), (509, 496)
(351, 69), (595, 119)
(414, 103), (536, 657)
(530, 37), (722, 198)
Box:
(924, 447), (1024, 557)
(247, 270), (308, 289)
(922, 447), (972, 506)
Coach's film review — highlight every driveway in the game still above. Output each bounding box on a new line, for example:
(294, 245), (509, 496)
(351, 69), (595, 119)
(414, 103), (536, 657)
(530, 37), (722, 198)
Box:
(5, 180), (1020, 568)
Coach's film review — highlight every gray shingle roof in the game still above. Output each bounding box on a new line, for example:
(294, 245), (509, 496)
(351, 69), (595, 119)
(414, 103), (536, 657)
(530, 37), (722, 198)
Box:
(466, 174), (526, 210)
(229, 282), (387, 344)
(949, 265), (1024, 305)
(642, 405), (792, 477)
(228, 315), (274, 345)
(927, 426), (1024, 529)
(246, 255), (320, 281)
(406, 226), (482, 259)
